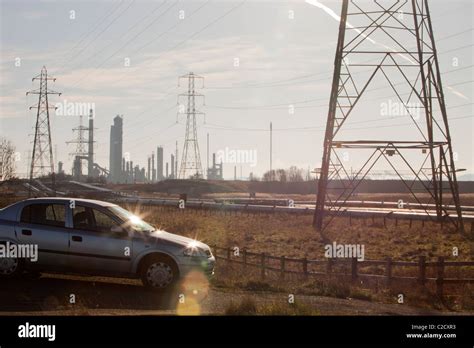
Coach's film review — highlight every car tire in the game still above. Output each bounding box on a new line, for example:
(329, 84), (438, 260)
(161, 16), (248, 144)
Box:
(140, 254), (179, 292)
(0, 242), (23, 278)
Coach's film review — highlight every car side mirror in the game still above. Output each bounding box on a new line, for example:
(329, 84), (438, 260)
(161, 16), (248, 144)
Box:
(110, 225), (125, 234)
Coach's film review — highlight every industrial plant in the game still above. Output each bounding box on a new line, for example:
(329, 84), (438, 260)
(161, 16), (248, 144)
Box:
(0, 0), (473, 340)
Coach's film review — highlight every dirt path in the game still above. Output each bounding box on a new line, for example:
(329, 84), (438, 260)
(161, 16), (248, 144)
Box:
(0, 273), (472, 316)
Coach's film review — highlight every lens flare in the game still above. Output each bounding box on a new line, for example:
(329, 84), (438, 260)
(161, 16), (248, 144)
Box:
(176, 271), (210, 315)
(187, 240), (199, 249)
(129, 215), (142, 224)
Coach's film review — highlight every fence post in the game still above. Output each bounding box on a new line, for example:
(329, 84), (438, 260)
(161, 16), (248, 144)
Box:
(243, 249), (247, 271)
(436, 256), (445, 298)
(418, 256), (426, 285)
(351, 258), (358, 281)
(280, 256), (286, 279)
(386, 257), (392, 286)
(327, 258), (333, 274)
(302, 257), (308, 279)
(261, 253), (266, 280)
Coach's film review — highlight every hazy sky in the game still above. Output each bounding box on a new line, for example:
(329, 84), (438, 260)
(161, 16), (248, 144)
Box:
(1, 0), (473, 179)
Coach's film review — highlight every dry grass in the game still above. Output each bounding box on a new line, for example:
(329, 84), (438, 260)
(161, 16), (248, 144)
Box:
(224, 297), (320, 316)
(211, 262), (474, 311)
(133, 205), (473, 262)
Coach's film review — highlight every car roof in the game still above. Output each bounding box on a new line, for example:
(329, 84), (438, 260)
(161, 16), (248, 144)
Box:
(0, 197), (119, 222)
(22, 197), (117, 207)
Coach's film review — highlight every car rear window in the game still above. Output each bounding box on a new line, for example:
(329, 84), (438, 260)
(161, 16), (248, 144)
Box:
(20, 203), (66, 227)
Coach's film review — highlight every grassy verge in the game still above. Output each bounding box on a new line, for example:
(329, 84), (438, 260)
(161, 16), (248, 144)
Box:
(225, 297), (320, 315)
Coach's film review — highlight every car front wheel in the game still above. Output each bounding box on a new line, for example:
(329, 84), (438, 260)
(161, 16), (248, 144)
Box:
(140, 255), (178, 291)
(0, 254), (23, 278)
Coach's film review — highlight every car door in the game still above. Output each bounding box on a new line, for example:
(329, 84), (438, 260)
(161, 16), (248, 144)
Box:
(16, 202), (70, 269)
(68, 204), (133, 275)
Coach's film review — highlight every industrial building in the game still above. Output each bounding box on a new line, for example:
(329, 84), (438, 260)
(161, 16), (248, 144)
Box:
(157, 146), (164, 181)
(207, 153), (223, 180)
(109, 115), (123, 183)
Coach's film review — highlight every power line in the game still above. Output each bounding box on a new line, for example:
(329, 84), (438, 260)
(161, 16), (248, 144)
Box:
(65, 0), (248, 92)
(59, 0), (137, 71)
(132, 0), (211, 55)
(125, 121), (181, 152)
(436, 27), (473, 42)
(204, 27), (474, 90)
(54, 1), (125, 68)
(64, 0), (212, 92)
(206, 66), (474, 110)
(61, 1), (179, 85)
(203, 112), (474, 133)
(59, 0), (173, 75)
(124, 102), (178, 139)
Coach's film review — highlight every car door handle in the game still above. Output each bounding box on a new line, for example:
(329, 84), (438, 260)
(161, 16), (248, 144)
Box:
(72, 236), (83, 242)
(22, 229), (32, 236)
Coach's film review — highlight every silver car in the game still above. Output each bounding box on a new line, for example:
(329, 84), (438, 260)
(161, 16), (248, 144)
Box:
(0, 197), (215, 291)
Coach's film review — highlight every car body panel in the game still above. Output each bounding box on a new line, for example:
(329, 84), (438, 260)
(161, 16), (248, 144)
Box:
(15, 220), (70, 268)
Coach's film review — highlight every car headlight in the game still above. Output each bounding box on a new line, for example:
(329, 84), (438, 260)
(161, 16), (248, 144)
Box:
(183, 241), (207, 257)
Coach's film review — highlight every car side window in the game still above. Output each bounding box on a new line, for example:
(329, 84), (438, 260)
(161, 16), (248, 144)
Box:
(93, 209), (118, 232)
(20, 204), (66, 228)
(72, 206), (93, 230)
(73, 205), (118, 233)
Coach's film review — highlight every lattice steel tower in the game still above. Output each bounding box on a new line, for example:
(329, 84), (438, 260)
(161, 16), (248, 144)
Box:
(67, 115), (88, 177)
(27, 66), (61, 180)
(314, 0), (464, 232)
(178, 72), (205, 179)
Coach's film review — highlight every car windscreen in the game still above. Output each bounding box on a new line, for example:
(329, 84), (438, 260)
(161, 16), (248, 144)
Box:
(107, 206), (155, 233)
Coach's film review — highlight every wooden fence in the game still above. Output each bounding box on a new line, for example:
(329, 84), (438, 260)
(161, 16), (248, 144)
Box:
(210, 245), (474, 297)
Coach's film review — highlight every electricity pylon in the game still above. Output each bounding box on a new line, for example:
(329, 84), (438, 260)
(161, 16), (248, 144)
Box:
(178, 72), (205, 179)
(66, 115), (88, 177)
(314, 0), (464, 233)
(27, 66), (61, 181)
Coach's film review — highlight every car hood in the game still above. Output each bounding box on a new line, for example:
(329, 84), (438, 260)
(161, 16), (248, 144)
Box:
(148, 229), (209, 249)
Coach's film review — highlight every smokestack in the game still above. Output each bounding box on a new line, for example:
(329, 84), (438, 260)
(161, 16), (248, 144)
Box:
(270, 122), (272, 180)
(175, 141), (178, 179)
(157, 146), (164, 180)
(166, 162), (169, 178)
(234, 166), (237, 181)
(171, 154), (175, 179)
(88, 108), (94, 177)
(207, 133), (209, 179)
(147, 157), (151, 181)
(151, 151), (155, 182)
